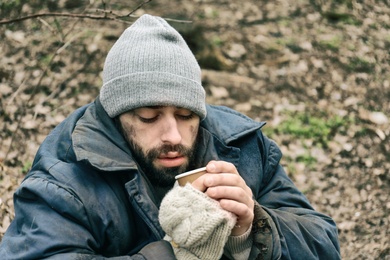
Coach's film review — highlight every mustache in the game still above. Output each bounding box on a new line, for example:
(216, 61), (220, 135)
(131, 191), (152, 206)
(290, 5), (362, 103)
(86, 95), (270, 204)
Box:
(147, 144), (192, 158)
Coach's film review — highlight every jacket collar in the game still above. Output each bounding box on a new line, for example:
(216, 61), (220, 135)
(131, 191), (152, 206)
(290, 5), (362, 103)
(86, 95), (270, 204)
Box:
(201, 104), (266, 144)
(72, 98), (138, 171)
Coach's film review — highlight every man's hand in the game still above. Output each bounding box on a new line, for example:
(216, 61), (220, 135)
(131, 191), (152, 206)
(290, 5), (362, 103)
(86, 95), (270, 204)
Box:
(191, 160), (254, 236)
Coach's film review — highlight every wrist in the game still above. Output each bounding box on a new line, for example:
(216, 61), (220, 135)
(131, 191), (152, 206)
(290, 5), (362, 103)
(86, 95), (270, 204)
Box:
(231, 223), (251, 236)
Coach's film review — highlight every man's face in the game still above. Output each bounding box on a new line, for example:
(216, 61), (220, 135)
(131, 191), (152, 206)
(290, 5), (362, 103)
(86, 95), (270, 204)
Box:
(119, 106), (200, 187)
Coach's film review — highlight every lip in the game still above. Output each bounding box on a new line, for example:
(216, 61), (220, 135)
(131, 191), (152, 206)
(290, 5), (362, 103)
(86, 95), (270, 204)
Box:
(157, 153), (186, 168)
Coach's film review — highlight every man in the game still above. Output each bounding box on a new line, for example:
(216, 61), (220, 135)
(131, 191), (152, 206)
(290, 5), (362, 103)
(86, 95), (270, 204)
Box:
(0, 14), (341, 259)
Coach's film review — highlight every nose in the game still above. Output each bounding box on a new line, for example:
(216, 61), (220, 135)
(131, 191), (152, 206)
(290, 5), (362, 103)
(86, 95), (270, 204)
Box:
(160, 117), (182, 145)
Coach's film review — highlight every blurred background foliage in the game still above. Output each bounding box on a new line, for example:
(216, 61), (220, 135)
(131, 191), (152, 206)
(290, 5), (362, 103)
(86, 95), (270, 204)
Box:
(1, 0), (389, 258)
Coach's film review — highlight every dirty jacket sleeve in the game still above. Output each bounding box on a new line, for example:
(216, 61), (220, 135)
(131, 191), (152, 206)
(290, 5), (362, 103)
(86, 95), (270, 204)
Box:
(0, 173), (175, 260)
(250, 133), (341, 259)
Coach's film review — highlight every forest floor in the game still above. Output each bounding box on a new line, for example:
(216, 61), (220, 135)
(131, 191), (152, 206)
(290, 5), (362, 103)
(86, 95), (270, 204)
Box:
(0, 0), (389, 259)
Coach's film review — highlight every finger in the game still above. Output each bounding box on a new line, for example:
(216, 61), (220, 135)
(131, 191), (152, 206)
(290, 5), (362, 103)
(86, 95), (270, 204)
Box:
(206, 160), (238, 175)
(203, 173), (244, 188)
(219, 198), (254, 221)
(206, 185), (253, 206)
(203, 174), (253, 200)
(219, 198), (254, 236)
(190, 173), (213, 192)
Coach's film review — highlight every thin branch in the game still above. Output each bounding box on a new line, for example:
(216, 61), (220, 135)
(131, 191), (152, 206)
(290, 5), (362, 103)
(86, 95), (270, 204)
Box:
(0, 0), (153, 25)
(0, 1), (192, 26)
(123, 0), (153, 17)
(4, 32), (72, 163)
(161, 17), (193, 23)
(0, 12), (119, 25)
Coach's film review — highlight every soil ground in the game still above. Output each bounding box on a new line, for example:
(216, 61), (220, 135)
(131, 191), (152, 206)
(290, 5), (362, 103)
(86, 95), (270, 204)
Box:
(0, 0), (389, 259)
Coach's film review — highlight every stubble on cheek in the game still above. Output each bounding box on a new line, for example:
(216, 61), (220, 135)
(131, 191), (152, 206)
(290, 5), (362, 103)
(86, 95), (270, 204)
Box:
(119, 122), (140, 153)
(190, 124), (199, 144)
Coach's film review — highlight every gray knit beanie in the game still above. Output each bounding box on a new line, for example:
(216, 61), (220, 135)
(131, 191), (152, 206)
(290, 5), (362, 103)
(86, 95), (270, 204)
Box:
(99, 14), (207, 119)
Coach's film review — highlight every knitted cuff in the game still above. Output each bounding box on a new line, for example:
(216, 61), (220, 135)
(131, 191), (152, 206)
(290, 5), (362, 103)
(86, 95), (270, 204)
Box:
(159, 184), (236, 260)
(224, 224), (253, 260)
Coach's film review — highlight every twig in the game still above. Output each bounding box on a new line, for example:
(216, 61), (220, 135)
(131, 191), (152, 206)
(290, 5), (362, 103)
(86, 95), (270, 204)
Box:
(3, 39), (60, 163)
(3, 63), (53, 163)
(37, 17), (56, 35)
(32, 30), (85, 121)
(0, 0), (153, 25)
(161, 17), (193, 24)
(0, 3), (192, 26)
(0, 12), (112, 25)
(6, 76), (29, 106)
(124, 0), (153, 17)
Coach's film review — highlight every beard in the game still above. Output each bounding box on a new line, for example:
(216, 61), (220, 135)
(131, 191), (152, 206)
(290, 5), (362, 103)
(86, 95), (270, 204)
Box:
(129, 142), (197, 187)
(118, 121), (198, 187)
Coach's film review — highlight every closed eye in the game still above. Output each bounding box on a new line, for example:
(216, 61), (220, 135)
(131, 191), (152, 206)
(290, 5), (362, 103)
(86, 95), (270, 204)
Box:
(138, 116), (158, 123)
(176, 113), (195, 120)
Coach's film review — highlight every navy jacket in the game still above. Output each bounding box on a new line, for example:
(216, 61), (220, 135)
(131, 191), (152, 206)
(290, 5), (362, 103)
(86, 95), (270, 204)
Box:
(0, 99), (341, 259)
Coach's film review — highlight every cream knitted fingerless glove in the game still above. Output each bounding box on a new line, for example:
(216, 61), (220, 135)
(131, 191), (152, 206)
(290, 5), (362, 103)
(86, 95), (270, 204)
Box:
(159, 184), (237, 260)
